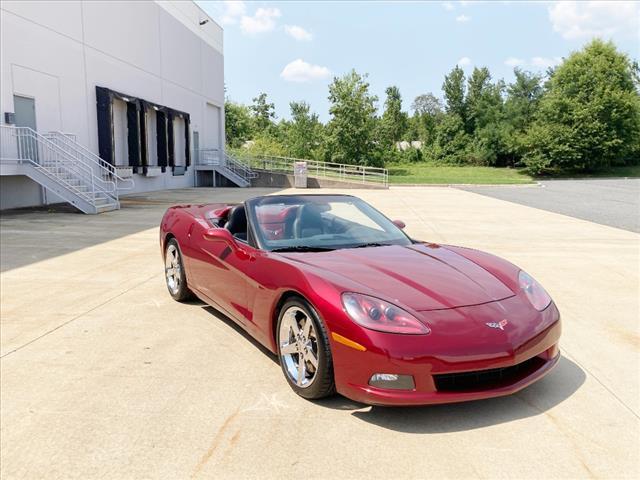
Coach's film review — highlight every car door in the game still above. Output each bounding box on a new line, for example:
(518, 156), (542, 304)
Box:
(188, 218), (255, 324)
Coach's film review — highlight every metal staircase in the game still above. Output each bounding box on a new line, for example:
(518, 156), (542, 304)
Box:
(0, 125), (134, 214)
(199, 149), (257, 187)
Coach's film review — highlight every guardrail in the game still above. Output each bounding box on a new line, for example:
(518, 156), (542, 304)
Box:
(234, 153), (389, 188)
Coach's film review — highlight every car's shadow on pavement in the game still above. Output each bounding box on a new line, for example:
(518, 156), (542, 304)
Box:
(200, 304), (279, 365)
(325, 356), (585, 433)
(198, 302), (585, 433)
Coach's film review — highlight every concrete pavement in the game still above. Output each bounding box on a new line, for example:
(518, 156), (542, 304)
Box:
(1, 187), (639, 479)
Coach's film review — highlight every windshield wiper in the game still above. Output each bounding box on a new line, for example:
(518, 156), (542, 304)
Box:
(348, 242), (389, 249)
(270, 246), (336, 253)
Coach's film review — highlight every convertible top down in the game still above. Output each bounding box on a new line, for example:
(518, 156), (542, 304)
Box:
(160, 194), (560, 406)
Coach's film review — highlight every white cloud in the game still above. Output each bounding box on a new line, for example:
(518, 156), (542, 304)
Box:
(219, 1), (246, 25)
(442, 2), (455, 10)
(504, 57), (525, 67)
(457, 56), (472, 67)
(504, 56), (563, 70)
(240, 7), (281, 35)
(284, 25), (313, 41)
(548, 1), (639, 40)
(280, 59), (331, 82)
(456, 14), (471, 23)
(531, 56), (563, 69)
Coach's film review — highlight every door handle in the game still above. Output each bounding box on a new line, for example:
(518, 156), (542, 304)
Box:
(237, 248), (255, 261)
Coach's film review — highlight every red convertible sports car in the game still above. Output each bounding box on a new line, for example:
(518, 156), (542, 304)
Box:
(160, 194), (560, 406)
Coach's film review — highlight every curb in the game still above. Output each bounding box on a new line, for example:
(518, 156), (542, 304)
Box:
(390, 182), (542, 188)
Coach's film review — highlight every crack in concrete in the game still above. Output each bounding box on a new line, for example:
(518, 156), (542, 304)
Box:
(0, 273), (161, 359)
(561, 348), (639, 420)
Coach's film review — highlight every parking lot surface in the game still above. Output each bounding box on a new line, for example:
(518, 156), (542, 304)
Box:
(1, 187), (639, 479)
(462, 178), (640, 232)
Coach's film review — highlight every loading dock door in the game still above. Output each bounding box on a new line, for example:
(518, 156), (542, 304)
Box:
(173, 116), (186, 166)
(146, 109), (157, 166)
(113, 99), (129, 166)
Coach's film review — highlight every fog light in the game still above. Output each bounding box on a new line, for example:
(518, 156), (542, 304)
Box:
(368, 373), (415, 390)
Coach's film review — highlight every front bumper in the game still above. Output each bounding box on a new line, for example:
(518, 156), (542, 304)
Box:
(340, 346), (560, 406)
(330, 299), (562, 406)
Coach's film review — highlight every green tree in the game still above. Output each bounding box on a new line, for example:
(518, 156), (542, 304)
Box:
(411, 93), (443, 144)
(224, 101), (253, 148)
(285, 101), (323, 159)
(433, 113), (470, 164)
(464, 67), (511, 165)
(501, 69), (543, 165)
(470, 122), (511, 166)
(505, 68), (543, 132)
(412, 93), (443, 117)
(250, 92), (276, 133)
(379, 86), (408, 147)
(437, 66), (470, 163)
(466, 67), (496, 133)
(442, 66), (467, 122)
(524, 39), (640, 174)
(325, 70), (379, 165)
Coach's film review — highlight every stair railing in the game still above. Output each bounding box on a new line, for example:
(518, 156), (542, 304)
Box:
(1, 125), (118, 206)
(44, 131), (134, 191)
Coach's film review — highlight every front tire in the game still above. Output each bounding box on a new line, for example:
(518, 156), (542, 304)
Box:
(277, 297), (335, 400)
(164, 238), (194, 302)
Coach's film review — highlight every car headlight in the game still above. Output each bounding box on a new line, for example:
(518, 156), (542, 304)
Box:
(341, 293), (430, 335)
(519, 270), (552, 311)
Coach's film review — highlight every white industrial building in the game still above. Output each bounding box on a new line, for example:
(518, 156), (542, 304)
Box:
(0, 0), (236, 213)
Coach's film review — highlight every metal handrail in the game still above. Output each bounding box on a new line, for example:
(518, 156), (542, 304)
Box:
(225, 153), (258, 180)
(199, 149), (257, 184)
(199, 148), (221, 166)
(16, 128), (101, 193)
(1, 125), (118, 205)
(44, 131), (134, 190)
(30, 130), (115, 197)
(234, 153), (389, 187)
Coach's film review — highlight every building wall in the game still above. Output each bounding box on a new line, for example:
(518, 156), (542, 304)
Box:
(0, 0), (224, 209)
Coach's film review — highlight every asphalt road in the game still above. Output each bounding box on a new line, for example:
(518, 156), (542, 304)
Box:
(461, 178), (640, 232)
(1, 187), (638, 479)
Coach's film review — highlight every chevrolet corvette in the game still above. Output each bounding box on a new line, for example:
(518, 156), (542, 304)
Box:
(160, 194), (560, 406)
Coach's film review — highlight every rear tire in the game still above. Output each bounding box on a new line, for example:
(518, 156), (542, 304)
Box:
(165, 238), (194, 302)
(276, 297), (335, 400)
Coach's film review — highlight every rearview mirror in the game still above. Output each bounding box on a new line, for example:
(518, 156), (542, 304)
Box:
(392, 220), (406, 230)
(203, 228), (235, 243)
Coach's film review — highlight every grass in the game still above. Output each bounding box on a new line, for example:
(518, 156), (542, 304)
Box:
(387, 164), (534, 185)
(386, 163), (640, 185)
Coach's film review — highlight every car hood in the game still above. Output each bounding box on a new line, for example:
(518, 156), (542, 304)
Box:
(281, 243), (515, 311)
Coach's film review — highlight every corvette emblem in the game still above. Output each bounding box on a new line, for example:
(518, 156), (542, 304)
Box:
(486, 319), (508, 330)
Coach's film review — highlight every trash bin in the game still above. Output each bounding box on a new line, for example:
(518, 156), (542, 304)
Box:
(294, 161), (308, 188)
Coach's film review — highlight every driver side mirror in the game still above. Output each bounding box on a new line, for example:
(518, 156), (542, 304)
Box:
(392, 220), (406, 230)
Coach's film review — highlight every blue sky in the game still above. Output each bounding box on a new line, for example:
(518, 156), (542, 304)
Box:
(197, 1), (639, 121)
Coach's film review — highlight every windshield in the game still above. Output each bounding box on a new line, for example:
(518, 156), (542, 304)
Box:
(246, 195), (412, 251)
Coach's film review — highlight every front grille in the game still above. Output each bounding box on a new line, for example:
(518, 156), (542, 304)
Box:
(433, 356), (546, 392)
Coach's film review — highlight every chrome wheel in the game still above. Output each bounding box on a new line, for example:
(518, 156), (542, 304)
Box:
(165, 244), (182, 295)
(279, 306), (319, 388)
